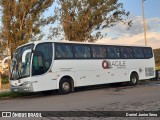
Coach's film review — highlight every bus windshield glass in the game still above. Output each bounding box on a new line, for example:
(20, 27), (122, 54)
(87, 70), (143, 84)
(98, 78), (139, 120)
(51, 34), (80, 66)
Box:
(10, 44), (34, 80)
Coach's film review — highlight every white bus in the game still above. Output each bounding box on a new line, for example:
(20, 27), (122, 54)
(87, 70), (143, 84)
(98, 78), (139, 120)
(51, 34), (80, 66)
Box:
(10, 41), (155, 94)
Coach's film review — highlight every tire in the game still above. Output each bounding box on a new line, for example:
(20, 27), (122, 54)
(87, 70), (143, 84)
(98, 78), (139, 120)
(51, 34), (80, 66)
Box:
(129, 73), (139, 86)
(59, 78), (71, 94)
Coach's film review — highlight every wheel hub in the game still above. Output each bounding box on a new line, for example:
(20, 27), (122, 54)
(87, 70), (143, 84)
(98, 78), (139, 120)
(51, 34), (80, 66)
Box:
(62, 82), (70, 91)
(132, 77), (137, 84)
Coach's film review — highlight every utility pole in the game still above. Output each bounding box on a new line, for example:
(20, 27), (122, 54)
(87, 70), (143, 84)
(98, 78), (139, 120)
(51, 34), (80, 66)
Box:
(142, 0), (147, 46)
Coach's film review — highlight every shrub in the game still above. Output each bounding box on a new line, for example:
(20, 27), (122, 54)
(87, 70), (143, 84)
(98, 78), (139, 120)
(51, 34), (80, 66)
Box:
(1, 74), (9, 84)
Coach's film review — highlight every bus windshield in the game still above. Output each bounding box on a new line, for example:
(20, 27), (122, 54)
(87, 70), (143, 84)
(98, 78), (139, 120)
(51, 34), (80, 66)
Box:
(10, 44), (34, 80)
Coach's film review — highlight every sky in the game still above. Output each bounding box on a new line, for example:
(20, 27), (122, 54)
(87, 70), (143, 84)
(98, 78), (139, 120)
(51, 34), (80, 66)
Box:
(1, 0), (159, 49)
(97, 0), (160, 49)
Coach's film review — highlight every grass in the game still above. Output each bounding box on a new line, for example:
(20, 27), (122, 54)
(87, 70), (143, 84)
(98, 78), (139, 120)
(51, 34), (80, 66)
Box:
(0, 83), (43, 99)
(0, 91), (36, 99)
(0, 84), (36, 99)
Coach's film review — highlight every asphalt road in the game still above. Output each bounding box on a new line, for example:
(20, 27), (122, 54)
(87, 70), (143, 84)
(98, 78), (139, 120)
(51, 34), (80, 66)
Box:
(0, 80), (160, 120)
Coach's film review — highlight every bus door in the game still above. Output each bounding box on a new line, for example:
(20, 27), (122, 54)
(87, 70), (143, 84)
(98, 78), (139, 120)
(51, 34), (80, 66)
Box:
(31, 43), (56, 91)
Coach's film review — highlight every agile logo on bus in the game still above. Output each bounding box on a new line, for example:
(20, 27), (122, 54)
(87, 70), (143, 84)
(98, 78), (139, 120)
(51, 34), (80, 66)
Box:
(102, 60), (126, 69)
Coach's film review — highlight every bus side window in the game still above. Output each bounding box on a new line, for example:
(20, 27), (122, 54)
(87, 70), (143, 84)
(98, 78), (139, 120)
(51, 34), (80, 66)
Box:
(55, 44), (73, 59)
(65, 45), (73, 58)
(73, 45), (91, 59)
(55, 45), (65, 58)
(92, 46), (106, 59)
(84, 46), (91, 58)
(74, 46), (83, 58)
(143, 47), (153, 58)
(107, 46), (120, 59)
(121, 47), (133, 59)
(92, 47), (97, 58)
(133, 47), (144, 58)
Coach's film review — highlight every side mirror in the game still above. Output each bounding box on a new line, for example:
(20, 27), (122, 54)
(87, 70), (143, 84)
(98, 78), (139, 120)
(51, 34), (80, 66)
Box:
(22, 49), (32, 63)
(2, 56), (11, 69)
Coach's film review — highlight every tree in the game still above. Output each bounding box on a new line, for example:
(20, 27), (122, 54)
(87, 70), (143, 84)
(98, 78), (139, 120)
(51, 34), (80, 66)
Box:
(0, 32), (7, 59)
(0, 0), (55, 57)
(154, 49), (160, 67)
(56, 0), (132, 42)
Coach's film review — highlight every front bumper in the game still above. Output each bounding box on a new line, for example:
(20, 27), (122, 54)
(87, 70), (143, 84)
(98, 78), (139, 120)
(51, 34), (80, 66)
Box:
(10, 84), (33, 92)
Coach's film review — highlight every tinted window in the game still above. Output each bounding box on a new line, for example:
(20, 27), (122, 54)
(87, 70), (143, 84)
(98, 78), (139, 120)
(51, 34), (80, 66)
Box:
(55, 44), (73, 59)
(133, 47), (144, 58)
(143, 47), (153, 58)
(32, 53), (45, 76)
(120, 47), (133, 59)
(92, 46), (106, 59)
(106, 46), (120, 59)
(73, 45), (91, 58)
(32, 43), (52, 76)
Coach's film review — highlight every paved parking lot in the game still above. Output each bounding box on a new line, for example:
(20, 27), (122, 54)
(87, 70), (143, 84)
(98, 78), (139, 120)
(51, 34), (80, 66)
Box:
(0, 80), (160, 120)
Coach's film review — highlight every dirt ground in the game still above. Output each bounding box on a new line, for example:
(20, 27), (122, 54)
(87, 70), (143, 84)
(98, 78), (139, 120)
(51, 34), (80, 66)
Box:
(1, 83), (10, 89)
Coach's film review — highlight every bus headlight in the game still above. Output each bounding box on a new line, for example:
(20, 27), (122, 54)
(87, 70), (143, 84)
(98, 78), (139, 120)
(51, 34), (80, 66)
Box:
(20, 81), (30, 86)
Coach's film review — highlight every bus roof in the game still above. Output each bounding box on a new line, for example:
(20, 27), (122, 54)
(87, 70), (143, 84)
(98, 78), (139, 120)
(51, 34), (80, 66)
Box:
(19, 40), (152, 48)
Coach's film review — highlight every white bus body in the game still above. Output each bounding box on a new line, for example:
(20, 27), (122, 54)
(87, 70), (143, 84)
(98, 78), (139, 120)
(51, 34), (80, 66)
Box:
(10, 41), (155, 94)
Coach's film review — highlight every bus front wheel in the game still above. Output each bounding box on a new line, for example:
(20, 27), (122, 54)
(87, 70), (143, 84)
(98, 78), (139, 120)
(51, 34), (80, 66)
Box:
(59, 78), (71, 94)
(130, 73), (139, 86)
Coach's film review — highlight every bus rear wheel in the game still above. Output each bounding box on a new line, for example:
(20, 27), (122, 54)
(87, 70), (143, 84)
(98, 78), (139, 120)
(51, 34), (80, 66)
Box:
(130, 73), (139, 86)
(59, 78), (71, 94)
